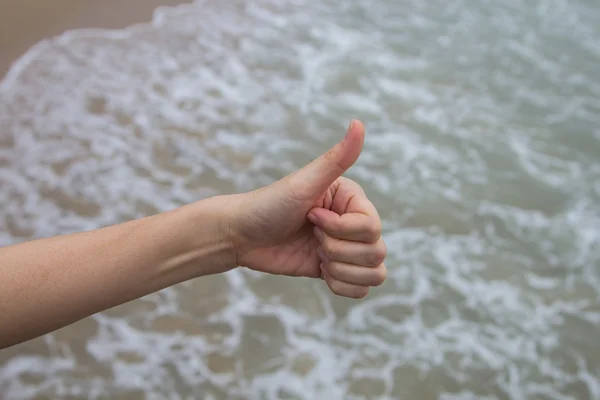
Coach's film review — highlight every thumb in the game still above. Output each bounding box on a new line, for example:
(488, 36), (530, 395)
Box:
(289, 120), (365, 197)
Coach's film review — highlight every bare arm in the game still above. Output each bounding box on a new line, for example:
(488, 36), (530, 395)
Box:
(0, 120), (387, 350)
(0, 196), (237, 349)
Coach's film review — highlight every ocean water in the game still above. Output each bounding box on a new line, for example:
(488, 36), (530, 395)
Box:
(1, 0), (600, 399)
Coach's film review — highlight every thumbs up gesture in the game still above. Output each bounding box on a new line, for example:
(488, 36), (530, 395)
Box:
(231, 120), (387, 298)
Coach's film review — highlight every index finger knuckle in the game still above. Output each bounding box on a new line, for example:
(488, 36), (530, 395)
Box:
(363, 220), (382, 242)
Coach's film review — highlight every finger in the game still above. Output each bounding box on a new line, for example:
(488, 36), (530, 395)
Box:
(314, 227), (386, 267)
(324, 260), (387, 287)
(319, 261), (326, 280)
(322, 268), (370, 299)
(346, 190), (380, 218)
(286, 120), (365, 198)
(330, 180), (380, 219)
(308, 208), (381, 243)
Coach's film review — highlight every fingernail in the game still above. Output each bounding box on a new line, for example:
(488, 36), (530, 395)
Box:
(307, 213), (318, 225)
(314, 227), (324, 241)
(348, 120), (355, 131)
(321, 264), (330, 280)
(319, 262), (326, 280)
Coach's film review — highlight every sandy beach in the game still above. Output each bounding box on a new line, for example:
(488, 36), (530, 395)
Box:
(0, 0), (189, 78)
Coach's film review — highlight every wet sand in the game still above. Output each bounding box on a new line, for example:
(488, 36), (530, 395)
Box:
(0, 0), (190, 79)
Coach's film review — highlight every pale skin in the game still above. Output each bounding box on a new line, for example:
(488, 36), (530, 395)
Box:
(0, 120), (386, 349)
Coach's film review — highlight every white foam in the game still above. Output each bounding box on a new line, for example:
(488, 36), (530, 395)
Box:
(1, 0), (600, 398)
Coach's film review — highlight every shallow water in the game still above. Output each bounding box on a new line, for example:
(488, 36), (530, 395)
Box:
(1, 0), (600, 399)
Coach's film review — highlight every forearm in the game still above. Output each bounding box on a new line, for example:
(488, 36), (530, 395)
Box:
(0, 196), (237, 349)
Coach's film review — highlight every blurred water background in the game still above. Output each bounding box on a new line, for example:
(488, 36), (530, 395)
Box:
(1, 0), (599, 399)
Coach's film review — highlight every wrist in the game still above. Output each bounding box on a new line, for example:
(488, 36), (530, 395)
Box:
(154, 195), (240, 278)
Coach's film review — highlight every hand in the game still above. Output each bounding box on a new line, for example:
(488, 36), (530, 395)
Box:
(230, 120), (387, 298)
